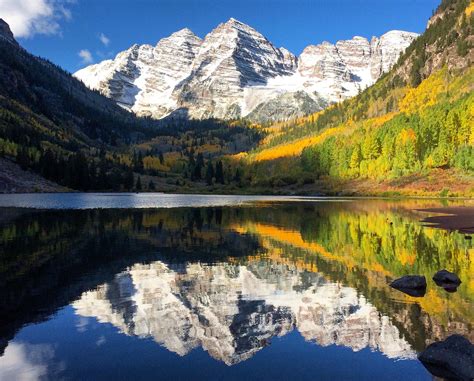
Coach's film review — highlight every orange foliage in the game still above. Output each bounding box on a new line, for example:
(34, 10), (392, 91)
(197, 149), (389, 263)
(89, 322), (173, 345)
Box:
(232, 222), (360, 273)
(399, 128), (417, 144)
(249, 126), (345, 162)
(368, 112), (398, 127)
(466, 0), (474, 16)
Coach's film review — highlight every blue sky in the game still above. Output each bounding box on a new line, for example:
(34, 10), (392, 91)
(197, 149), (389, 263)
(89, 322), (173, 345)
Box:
(3, 0), (439, 73)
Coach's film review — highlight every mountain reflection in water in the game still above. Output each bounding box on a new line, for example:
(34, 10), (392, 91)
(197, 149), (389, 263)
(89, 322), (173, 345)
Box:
(73, 260), (415, 364)
(0, 199), (472, 380)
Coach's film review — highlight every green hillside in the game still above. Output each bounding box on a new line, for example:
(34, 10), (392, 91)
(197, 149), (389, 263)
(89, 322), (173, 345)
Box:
(230, 0), (474, 196)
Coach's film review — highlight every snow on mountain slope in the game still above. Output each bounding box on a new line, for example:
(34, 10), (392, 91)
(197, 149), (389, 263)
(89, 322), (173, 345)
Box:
(172, 18), (299, 119)
(74, 19), (418, 121)
(74, 28), (202, 118)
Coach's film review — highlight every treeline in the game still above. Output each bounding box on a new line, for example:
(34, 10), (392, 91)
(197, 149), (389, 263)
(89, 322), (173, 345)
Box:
(13, 147), (135, 191)
(300, 93), (473, 180)
(182, 150), (241, 186)
(0, 97), (261, 190)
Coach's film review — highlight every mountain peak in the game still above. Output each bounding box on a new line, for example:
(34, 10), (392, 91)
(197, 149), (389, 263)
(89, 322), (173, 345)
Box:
(0, 19), (18, 46)
(219, 17), (254, 32)
(171, 27), (200, 39)
(380, 29), (419, 39)
(226, 17), (243, 25)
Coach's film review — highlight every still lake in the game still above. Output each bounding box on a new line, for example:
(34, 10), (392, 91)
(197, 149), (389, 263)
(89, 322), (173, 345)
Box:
(0, 194), (472, 380)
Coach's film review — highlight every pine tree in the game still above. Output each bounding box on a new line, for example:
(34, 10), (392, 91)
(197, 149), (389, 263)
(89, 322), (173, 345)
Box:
(136, 176), (142, 191)
(233, 167), (242, 185)
(349, 146), (361, 175)
(194, 152), (204, 180)
(362, 135), (380, 160)
(215, 160), (224, 184)
(98, 159), (109, 190)
(206, 161), (214, 185)
(124, 169), (134, 191)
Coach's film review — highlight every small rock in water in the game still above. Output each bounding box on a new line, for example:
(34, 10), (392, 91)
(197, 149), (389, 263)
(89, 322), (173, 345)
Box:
(418, 334), (474, 381)
(433, 269), (461, 285)
(439, 284), (459, 293)
(389, 275), (427, 297)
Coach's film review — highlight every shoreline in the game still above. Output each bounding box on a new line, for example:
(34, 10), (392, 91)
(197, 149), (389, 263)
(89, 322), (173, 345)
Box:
(0, 191), (474, 201)
(418, 206), (474, 234)
(1, 189), (474, 200)
(0, 192), (473, 234)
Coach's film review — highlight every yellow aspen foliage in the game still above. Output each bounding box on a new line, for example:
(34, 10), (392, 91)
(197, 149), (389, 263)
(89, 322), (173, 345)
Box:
(368, 112), (398, 127)
(195, 144), (221, 154)
(250, 126), (345, 162)
(143, 156), (169, 172)
(399, 69), (446, 114)
(466, 0), (474, 16)
(468, 97), (474, 145)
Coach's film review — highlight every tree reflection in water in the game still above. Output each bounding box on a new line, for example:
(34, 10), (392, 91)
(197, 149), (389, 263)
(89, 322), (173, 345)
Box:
(0, 201), (472, 373)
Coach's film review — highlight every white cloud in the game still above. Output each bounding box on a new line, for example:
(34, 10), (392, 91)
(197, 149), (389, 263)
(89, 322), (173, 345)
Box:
(96, 335), (106, 346)
(99, 32), (110, 46)
(0, 0), (74, 38)
(0, 342), (65, 381)
(78, 49), (93, 64)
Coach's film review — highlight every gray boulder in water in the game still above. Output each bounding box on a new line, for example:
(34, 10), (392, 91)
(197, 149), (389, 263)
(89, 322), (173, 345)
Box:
(418, 335), (474, 381)
(433, 269), (462, 285)
(389, 275), (427, 296)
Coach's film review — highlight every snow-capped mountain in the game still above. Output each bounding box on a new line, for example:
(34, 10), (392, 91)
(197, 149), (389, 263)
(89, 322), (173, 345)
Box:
(73, 260), (416, 365)
(74, 19), (418, 121)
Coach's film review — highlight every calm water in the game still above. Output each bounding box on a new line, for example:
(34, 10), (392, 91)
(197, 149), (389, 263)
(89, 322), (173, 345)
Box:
(0, 194), (472, 380)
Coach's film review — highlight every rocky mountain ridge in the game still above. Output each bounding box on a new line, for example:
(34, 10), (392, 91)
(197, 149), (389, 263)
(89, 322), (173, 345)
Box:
(74, 19), (418, 121)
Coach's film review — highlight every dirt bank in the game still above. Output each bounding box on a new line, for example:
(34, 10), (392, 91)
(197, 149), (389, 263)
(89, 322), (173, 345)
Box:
(419, 206), (474, 234)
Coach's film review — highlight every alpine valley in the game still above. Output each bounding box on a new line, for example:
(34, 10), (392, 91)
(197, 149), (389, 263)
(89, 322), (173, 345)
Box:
(0, 0), (473, 196)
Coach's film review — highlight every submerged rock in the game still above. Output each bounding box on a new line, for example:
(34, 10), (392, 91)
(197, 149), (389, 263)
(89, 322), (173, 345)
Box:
(389, 275), (426, 297)
(418, 335), (474, 381)
(433, 270), (461, 285)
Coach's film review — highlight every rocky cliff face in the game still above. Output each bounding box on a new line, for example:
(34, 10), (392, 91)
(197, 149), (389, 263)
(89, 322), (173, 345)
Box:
(0, 19), (18, 46)
(74, 28), (202, 117)
(74, 19), (417, 121)
(393, 0), (474, 84)
(73, 260), (416, 365)
(172, 18), (298, 120)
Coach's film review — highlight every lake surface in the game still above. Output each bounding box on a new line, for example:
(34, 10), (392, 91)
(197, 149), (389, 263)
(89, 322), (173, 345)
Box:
(0, 194), (472, 380)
